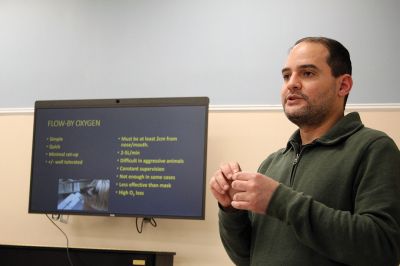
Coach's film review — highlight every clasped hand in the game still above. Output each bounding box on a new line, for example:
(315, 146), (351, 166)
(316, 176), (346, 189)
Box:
(209, 162), (279, 214)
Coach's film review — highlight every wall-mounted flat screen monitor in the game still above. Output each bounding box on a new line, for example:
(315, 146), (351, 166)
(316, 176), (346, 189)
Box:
(29, 97), (209, 219)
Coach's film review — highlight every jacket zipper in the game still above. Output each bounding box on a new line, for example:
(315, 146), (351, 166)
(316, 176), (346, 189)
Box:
(289, 152), (300, 186)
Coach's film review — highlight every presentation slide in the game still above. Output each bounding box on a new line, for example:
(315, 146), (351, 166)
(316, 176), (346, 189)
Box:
(29, 104), (207, 218)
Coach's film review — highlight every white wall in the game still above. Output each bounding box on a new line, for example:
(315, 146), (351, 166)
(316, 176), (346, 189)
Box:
(1, 0), (400, 107)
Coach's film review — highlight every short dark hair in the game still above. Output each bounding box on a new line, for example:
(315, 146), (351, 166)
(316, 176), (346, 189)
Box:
(294, 37), (352, 76)
(294, 37), (352, 106)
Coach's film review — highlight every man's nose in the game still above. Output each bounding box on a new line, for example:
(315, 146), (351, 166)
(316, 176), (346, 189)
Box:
(287, 74), (301, 91)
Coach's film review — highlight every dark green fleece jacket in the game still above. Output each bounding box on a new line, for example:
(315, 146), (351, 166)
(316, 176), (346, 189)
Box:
(219, 112), (400, 266)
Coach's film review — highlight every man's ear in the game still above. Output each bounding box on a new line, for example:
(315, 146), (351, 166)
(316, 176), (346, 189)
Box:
(338, 74), (353, 97)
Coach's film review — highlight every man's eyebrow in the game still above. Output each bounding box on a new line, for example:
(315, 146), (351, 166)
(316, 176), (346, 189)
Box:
(281, 64), (319, 74)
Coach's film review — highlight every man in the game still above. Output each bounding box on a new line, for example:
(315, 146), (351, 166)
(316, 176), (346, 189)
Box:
(209, 37), (400, 265)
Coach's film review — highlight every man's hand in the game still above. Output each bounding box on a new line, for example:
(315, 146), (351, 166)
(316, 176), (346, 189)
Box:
(230, 172), (279, 214)
(209, 162), (241, 207)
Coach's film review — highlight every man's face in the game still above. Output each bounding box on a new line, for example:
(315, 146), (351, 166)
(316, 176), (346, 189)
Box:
(281, 41), (341, 127)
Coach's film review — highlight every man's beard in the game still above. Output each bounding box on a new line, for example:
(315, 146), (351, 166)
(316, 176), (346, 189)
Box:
(283, 95), (331, 127)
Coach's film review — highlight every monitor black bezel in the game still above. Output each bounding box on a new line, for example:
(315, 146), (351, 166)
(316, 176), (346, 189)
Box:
(28, 97), (209, 219)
